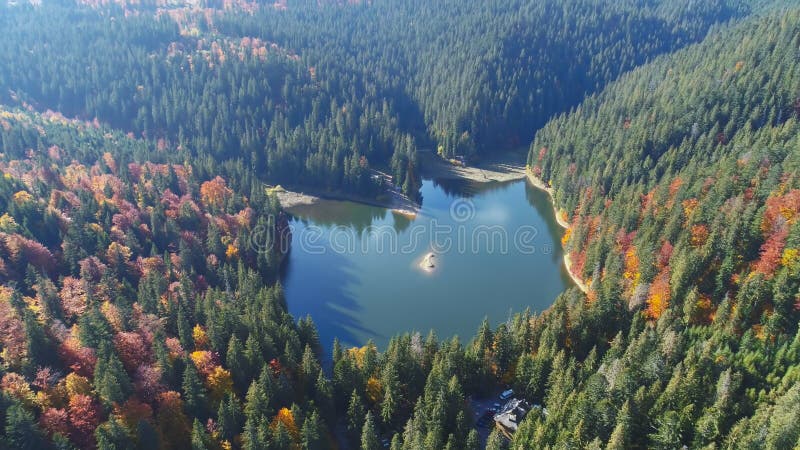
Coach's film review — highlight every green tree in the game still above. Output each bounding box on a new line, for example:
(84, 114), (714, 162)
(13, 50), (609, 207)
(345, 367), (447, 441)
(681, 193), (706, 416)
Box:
(361, 412), (380, 450)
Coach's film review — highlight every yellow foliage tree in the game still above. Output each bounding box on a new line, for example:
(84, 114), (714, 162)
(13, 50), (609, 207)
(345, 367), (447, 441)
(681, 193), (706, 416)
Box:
(366, 377), (383, 404)
(65, 373), (92, 397)
(190, 350), (216, 377)
(0, 213), (19, 233)
(782, 248), (799, 272)
(205, 366), (233, 404)
(192, 325), (209, 350)
(646, 270), (671, 320)
(561, 228), (572, 246)
(225, 244), (239, 260)
(106, 242), (132, 265)
(12, 190), (34, 205)
(271, 408), (300, 443)
(623, 247), (640, 288)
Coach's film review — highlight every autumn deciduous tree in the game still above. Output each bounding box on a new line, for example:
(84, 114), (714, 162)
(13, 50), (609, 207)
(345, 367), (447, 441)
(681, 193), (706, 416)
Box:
(623, 247), (641, 289)
(646, 270), (671, 320)
(114, 331), (150, 373)
(59, 277), (88, 321)
(0, 287), (27, 366)
(68, 394), (101, 449)
(754, 226), (788, 277)
(205, 366), (234, 405)
(271, 407), (300, 443)
(690, 224), (709, 248)
(156, 391), (192, 450)
(192, 325), (209, 350)
(365, 377), (382, 404)
(39, 407), (70, 438)
(200, 177), (233, 211)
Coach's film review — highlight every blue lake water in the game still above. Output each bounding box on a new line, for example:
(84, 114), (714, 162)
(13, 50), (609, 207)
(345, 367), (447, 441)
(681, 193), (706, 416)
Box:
(281, 178), (570, 350)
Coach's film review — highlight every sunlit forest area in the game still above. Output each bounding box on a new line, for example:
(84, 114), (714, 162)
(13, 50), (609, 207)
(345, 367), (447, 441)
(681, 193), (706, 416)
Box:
(0, 0), (798, 448)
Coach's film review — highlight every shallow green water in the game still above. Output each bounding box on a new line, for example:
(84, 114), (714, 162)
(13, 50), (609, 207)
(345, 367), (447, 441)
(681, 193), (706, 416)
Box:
(281, 178), (570, 350)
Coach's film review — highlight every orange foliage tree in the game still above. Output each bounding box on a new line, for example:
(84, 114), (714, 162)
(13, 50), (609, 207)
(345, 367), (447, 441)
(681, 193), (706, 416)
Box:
(271, 407), (300, 443)
(646, 270), (671, 320)
(199, 176), (233, 210)
(690, 224), (709, 248)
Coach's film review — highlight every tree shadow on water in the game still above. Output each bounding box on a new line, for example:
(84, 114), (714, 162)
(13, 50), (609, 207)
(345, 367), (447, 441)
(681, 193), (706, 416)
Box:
(280, 245), (383, 359)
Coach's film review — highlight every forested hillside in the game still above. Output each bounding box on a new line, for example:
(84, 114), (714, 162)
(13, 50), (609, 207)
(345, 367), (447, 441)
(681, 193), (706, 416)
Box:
(0, 0), (747, 201)
(0, 0), (798, 449)
(523, 8), (800, 448)
(216, 0), (747, 158)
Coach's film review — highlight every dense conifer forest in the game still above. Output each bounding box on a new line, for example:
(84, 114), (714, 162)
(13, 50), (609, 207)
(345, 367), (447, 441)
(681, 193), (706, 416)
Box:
(0, 0), (798, 449)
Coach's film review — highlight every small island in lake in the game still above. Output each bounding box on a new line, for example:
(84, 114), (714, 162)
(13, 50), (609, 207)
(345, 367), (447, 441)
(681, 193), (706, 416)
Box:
(420, 252), (437, 272)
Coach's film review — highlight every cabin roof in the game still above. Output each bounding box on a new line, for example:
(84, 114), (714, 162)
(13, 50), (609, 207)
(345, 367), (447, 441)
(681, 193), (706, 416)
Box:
(494, 398), (532, 435)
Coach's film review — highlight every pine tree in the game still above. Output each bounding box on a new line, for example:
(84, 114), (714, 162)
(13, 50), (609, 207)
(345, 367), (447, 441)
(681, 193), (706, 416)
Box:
(606, 401), (631, 450)
(225, 334), (248, 391)
(136, 420), (160, 450)
(191, 419), (211, 450)
(360, 412), (380, 450)
(485, 429), (508, 450)
(94, 343), (132, 406)
(4, 403), (47, 450)
(346, 390), (366, 443)
(95, 417), (135, 450)
(182, 359), (208, 419)
(217, 393), (244, 443)
(300, 411), (326, 450)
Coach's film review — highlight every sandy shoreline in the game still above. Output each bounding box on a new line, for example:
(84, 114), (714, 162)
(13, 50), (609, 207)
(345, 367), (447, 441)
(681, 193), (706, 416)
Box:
(526, 169), (589, 293)
(271, 185), (419, 218)
(271, 150), (529, 216)
(418, 149), (528, 183)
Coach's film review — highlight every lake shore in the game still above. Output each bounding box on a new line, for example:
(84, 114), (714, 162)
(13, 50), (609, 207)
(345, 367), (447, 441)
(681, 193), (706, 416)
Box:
(272, 149), (529, 216)
(272, 150), (587, 294)
(419, 149), (528, 183)
(526, 169), (589, 293)
(272, 185), (419, 218)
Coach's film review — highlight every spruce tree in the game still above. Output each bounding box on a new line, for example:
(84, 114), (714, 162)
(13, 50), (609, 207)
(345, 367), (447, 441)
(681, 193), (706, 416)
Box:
(360, 412), (381, 450)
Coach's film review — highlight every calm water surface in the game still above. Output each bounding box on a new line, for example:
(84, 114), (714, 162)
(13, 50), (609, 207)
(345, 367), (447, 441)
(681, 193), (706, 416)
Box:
(281, 179), (570, 350)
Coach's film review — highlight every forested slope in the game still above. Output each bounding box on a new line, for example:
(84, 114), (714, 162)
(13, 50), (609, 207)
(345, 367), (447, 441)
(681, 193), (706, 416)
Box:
(0, 0), (748, 200)
(0, 1), (798, 450)
(219, 0), (748, 158)
(521, 8), (800, 448)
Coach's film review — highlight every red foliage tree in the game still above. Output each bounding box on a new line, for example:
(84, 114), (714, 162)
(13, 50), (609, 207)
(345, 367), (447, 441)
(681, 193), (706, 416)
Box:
(754, 226), (789, 277)
(133, 364), (165, 403)
(68, 394), (101, 449)
(2, 233), (56, 271)
(114, 331), (150, 373)
(762, 189), (800, 232)
(657, 241), (674, 269)
(40, 408), (70, 437)
(57, 337), (97, 378)
(156, 391), (191, 450)
(78, 256), (107, 282)
(116, 398), (153, 430)
(690, 224), (709, 248)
